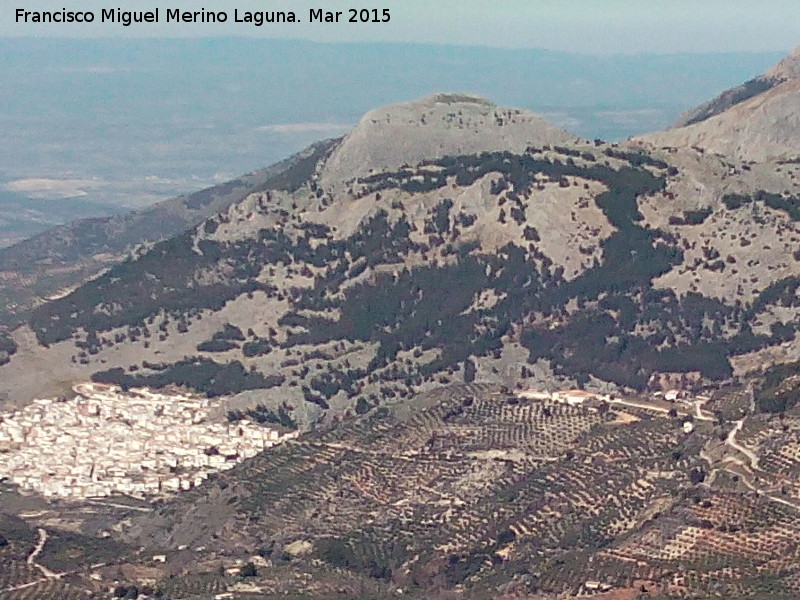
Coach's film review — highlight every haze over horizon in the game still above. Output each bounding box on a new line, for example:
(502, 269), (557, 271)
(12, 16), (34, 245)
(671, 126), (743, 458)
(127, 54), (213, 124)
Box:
(0, 34), (789, 248)
(1, 2), (798, 245)
(1, 0), (799, 55)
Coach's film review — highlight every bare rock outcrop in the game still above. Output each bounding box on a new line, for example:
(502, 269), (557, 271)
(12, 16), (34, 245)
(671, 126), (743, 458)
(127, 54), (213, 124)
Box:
(319, 93), (580, 190)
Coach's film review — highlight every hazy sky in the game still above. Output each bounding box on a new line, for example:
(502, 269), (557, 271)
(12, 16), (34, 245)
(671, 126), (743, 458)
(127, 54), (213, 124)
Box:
(1, 0), (798, 54)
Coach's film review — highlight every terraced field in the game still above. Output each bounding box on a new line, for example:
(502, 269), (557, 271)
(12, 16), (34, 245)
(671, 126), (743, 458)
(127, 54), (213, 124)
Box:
(114, 384), (714, 596)
(4, 381), (800, 599)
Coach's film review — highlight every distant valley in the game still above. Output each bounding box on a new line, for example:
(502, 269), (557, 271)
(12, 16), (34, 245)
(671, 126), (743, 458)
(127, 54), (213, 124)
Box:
(0, 186), (120, 248)
(0, 39), (783, 210)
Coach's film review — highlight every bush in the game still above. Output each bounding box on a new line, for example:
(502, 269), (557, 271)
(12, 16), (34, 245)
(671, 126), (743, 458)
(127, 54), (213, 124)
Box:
(92, 358), (285, 397)
(757, 361), (800, 413)
(197, 339), (238, 353)
(355, 397), (371, 415)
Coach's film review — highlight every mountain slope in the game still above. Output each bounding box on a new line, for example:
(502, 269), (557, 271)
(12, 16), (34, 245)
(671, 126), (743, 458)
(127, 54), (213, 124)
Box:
(0, 139), (337, 329)
(636, 46), (800, 162)
(3, 93), (800, 415)
(669, 47), (800, 128)
(115, 381), (800, 600)
(122, 383), (706, 594)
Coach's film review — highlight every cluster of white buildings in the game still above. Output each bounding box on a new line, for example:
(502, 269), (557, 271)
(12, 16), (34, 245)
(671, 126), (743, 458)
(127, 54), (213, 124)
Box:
(516, 389), (609, 407)
(0, 382), (297, 499)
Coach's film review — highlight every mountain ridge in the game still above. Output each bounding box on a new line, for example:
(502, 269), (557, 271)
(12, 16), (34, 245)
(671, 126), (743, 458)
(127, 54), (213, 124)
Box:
(0, 139), (339, 331)
(638, 45), (800, 162)
(3, 90), (800, 413)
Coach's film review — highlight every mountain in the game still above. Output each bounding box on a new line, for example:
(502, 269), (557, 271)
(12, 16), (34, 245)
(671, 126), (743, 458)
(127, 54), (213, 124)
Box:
(3, 89), (800, 411)
(670, 46), (800, 129)
(5, 66), (800, 599)
(0, 42), (786, 329)
(636, 46), (800, 161)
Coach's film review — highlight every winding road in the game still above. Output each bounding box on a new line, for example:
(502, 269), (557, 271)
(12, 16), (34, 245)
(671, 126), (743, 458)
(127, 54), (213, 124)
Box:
(699, 385), (800, 512)
(0, 528), (109, 595)
(27, 528), (58, 578)
(725, 418), (761, 470)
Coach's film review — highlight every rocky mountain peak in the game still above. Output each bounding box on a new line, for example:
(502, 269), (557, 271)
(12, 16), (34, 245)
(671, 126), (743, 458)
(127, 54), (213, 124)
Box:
(319, 94), (579, 189)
